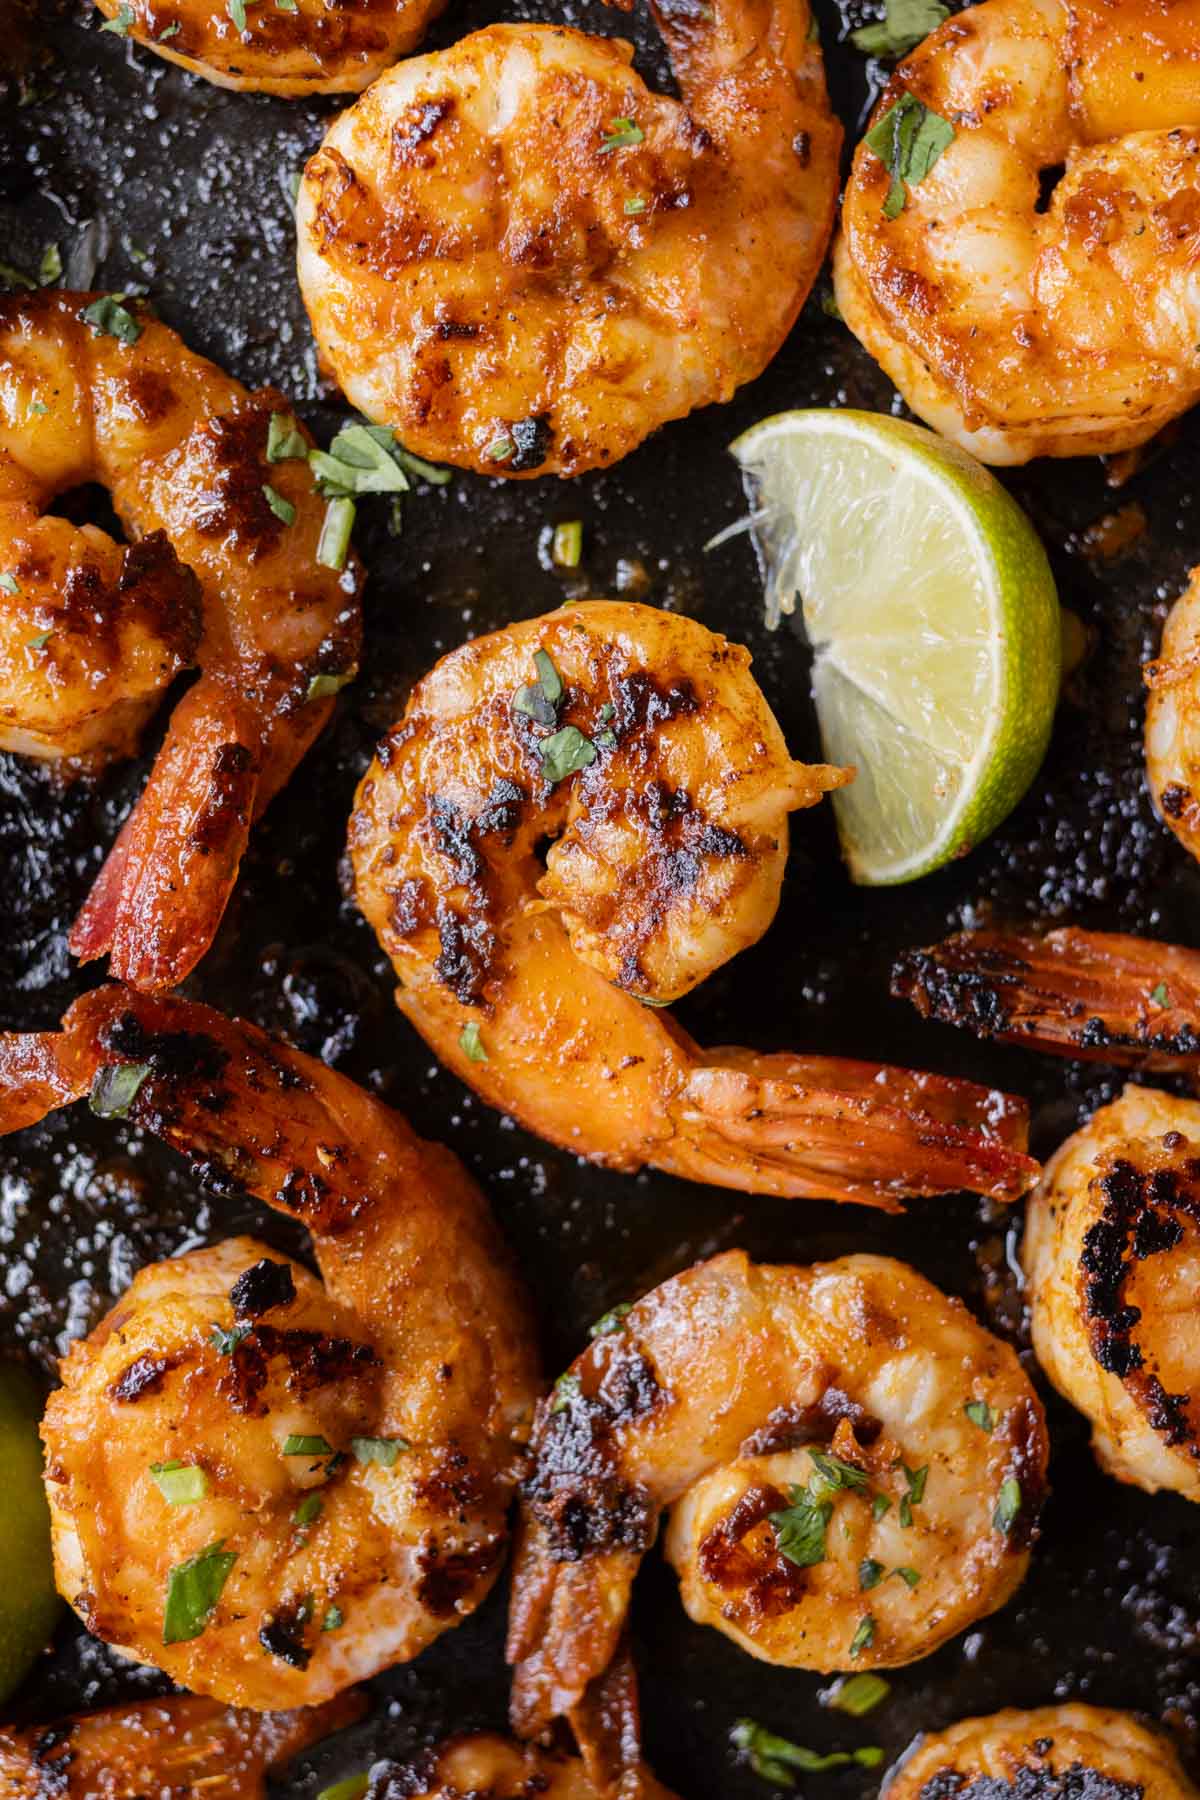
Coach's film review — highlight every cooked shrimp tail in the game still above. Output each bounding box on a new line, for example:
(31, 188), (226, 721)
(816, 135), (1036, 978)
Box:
(0, 983), (539, 1708)
(509, 1249), (1047, 1734)
(674, 1046), (1037, 1205)
(0, 1693), (364, 1800)
(892, 926), (1200, 1069)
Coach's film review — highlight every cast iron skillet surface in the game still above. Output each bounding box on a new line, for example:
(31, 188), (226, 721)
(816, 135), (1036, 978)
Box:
(2, 0), (1200, 1792)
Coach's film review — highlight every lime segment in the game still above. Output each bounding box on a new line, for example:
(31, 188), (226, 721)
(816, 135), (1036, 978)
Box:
(730, 410), (1060, 885)
(0, 1362), (59, 1704)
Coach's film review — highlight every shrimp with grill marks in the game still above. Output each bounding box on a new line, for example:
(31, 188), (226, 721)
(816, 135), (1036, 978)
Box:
(1026, 1084), (1200, 1501)
(507, 1249), (1047, 1733)
(0, 1692), (363, 1799)
(295, 0), (841, 477)
(835, 0), (1200, 464)
(91, 0), (445, 95)
(0, 983), (538, 1709)
(0, 290), (362, 993)
(349, 601), (1038, 1207)
(881, 1705), (1199, 1800)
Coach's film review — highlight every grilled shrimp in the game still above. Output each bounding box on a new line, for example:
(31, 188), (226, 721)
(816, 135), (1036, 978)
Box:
(1025, 1084), (1200, 1500)
(0, 1693), (362, 1799)
(377, 1733), (677, 1800)
(0, 984), (538, 1709)
(1146, 565), (1200, 863)
(91, 0), (443, 94)
(882, 1706), (1198, 1800)
(507, 1250), (1047, 1733)
(834, 0), (1200, 464)
(295, 0), (841, 478)
(349, 602), (1038, 1207)
(0, 290), (362, 992)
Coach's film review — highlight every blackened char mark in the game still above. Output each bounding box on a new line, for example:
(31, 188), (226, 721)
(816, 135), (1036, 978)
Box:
(229, 1257), (297, 1319)
(108, 1352), (178, 1403)
(917, 1759), (1143, 1800)
(994, 1394), (1048, 1553)
(524, 1344), (664, 1561)
(427, 781), (525, 1002)
(99, 1012), (229, 1088)
(1080, 1156), (1200, 1453)
(416, 1534), (504, 1615)
(890, 945), (1024, 1037)
(259, 1603), (312, 1670)
(219, 1321), (379, 1415)
(509, 414), (553, 472)
(739, 1387), (883, 1456)
(695, 1480), (809, 1623)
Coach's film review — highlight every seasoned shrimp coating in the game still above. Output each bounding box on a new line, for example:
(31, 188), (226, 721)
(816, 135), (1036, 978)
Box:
(1025, 1084), (1200, 1501)
(0, 1693), (362, 1799)
(0, 983), (538, 1709)
(507, 1250), (1047, 1732)
(0, 290), (362, 992)
(834, 0), (1200, 464)
(882, 1705), (1198, 1800)
(91, 0), (444, 95)
(1146, 566), (1200, 863)
(295, 0), (841, 478)
(379, 1732), (678, 1800)
(893, 925), (1200, 1069)
(350, 602), (1037, 1207)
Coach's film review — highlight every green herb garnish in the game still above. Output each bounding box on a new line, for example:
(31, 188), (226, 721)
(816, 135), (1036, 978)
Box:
(858, 1557), (884, 1590)
(282, 1434), (334, 1457)
(600, 118), (645, 153)
(39, 244), (62, 286)
(89, 1061), (151, 1119)
(551, 520), (583, 568)
(158, 19), (180, 34)
(538, 724), (597, 784)
(27, 630), (53, 653)
(210, 1323), (251, 1355)
(316, 1777), (369, 1800)
(79, 296), (142, 344)
(322, 1604), (344, 1631)
(848, 1613), (876, 1658)
(227, 0), (247, 29)
(964, 1399), (995, 1433)
(731, 1720), (883, 1786)
(893, 1565), (921, 1588)
(485, 434), (515, 462)
(0, 572), (19, 595)
(267, 412), (307, 462)
(306, 668), (356, 704)
(872, 1493), (892, 1521)
(514, 648), (564, 726)
(262, 484), (295, 526)
(310, 423), (413, 497)
(993, 1476), (1022, 1534)
(162, 1540), (237, 1644)
(293, 1494), (323, 1526)
(851, 0), (948, 57)
(589, 1301), (633, 1338)
(459, 1020), (488, 1062)
(809, 1451), (870, 1495)
(897, 1461), (928, 1527)
(149, 1461), (208, 1505)
(863, 94), (954, 219)
(316, 496), (355, 571)
(769, 1484), (833, 1569)
(624, 196), (647, 216)
(824, 1672), (891, 1717)
(100, 3), (136, 32)
(550, 1372), (581, 1414)
(351, 1436), (407, 1466)
(1150, 981), (1170, 1008)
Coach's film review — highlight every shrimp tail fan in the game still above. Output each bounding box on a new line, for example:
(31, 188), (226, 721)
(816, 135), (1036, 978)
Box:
(668, 1047), (1038, 1207)
(69, 678), (266, 993)
(892, 927), (1200, 1070)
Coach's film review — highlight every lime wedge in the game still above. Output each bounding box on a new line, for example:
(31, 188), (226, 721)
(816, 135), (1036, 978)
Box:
(0, 1362), (59, 1703)
(730, 410), (1060, 885)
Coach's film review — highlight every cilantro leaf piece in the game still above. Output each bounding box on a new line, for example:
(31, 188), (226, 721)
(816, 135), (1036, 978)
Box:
(162, 1541), (237, 1644)
(769, 1483), (832, 1569)
(79, 296), (142, 344)
(459, 1020), (488, 1062)
(89, 1062), (151, 1119)
(964, 1399), (996, 1433)
(852, 0), (949, 58)
(589, 1301), (633, 1338)
(863, 94), (954, 218)
(351, 1436), (407, 1466)
(539, 725), (597, 784)
(994, 1476), (1022, 1534)
(848, 1613), (876, 1658)
(731, 1719), (883, 1786)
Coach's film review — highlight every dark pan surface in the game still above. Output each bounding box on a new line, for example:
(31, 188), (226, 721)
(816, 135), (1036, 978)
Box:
(2, 1), (1200, 1793)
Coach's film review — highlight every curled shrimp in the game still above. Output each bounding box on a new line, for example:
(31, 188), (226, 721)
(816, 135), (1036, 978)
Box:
(349, 601), (1038, 1207)
(91, 0), (444, 94)
(892, 925), (1200, 1068)
(0, 290), (362, 992)
(0, 1692), (363, 1799)
(1146, 565), (1200, 862)
(834, 0), (1200, 464)
(0, 983), (538, 1709)
(1026, 1083), (1200, 1501)
(295, 0), (841, 477)
(507, 1248), (1048, 1732)
(881, 1706), (1198, 1800)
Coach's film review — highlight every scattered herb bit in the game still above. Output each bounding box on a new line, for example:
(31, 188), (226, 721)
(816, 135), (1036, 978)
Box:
(624, 196), (647, 215)
(539, 724), (597, 784)
(227, 0), (247, 30)
(993, 1476), (1022, 1535)
(851, 0), (949, 57)
(351, 1436), (407, 1467)
(731, 1720), (883, 1786)
(600, 117), (645, 153)
(310, 423), (413, 497)
(388, 442), (451, 485)
(316, 1777), (369, 1800)
(39, 243), (62, 286)
(149, 1461), (208, 1505)
(809, 1451), (869, 1494)
(514, 647), (564, 725)
(485, 434), (515, 462)
(824, 1673), (891, 1717)
(322, 1604), (344, 1631)
(262, 483), (296, 526)
(29, 401), (49, 417)
(550, 1372), (581, 1414)
(306, 668), (356, 704)
(863, 94), (954, 219)
(210, 1322), (251, 1355)
(0, 572), (19, 595)
(459, 1020), (488, 1063)
(79, 296), (142, 344)
(282, 1434), (335, 1457)
(293, 1494), (323, 1526)
(162, 1541), (237, 1645)
(27, 630), (53, 652)
(158, 19), (180, 34)
(893, 1565), (921, 1588)
(267, 412), (307, 462)
(848, 1613), (876, 1658)
(964, 1399), (996, 1433)
(276, 0), (298, 10)
(821, 290), (843, 322)
(552, 520), (584, 568)
(859, 1557), (884, 1591)
(1150, 981), (1170, 1008)
(872, 1493), (892, 1521)
(89, 1061), (151, 1119)
(316, 496), (355, 571)
(589, 1301), (633, 1338)
(897, 1462), (928, 1527)
(388, 496), (404, 537)
(769, 1484), (832, 1569)
(100, 3), (136, 32)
